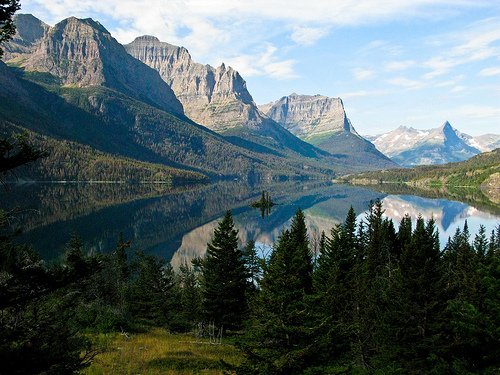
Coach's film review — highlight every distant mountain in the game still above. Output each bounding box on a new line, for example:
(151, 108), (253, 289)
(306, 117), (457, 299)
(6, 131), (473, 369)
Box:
(0, 15), (333, 180)
(260, 93), (397, 170)
(370, 122), (481, 166)
(125, 36), (322, 159)
(459, 133), (500, 153)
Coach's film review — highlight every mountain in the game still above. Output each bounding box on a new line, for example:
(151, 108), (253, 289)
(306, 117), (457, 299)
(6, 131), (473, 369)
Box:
(1, 122), (207, 183)
(370, 122), (481, 166)
(124, 36), (325, 159)
(0, 15), (333, 180)
(4, 15), (183, 116)
(260, 93), (397, 170)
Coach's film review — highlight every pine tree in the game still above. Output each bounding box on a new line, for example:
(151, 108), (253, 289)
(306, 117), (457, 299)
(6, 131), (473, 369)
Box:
(395, 216), (444, 372)
(241, 209), (314, 374)
(243, 239), (261, 292)
(128, 252), (176, 328)
(200, 210), (248, 331)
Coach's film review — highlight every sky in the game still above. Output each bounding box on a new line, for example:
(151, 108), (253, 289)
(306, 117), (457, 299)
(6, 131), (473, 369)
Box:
(19, 0), (500, 136)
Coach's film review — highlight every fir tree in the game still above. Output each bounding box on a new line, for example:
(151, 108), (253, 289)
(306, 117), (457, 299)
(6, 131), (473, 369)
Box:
(200, 210), (248, 331)
(241, 209), (315, 374)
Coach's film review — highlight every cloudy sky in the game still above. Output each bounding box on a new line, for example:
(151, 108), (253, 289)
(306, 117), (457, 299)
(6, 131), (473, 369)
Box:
(20, 0), (500, 135)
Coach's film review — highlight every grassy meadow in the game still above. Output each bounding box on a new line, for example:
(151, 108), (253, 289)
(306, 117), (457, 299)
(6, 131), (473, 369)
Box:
(85, 328), (243, 374)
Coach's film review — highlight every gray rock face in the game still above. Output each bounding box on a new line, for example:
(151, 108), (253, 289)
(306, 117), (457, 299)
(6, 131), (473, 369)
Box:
(370, 122), (482, 166)
(125, 36), (262, 132)
(125, 36), (324, 159)
(3, 14), (49, 60)
(3, 15), (183, 115)
(261, 94), (357, 139)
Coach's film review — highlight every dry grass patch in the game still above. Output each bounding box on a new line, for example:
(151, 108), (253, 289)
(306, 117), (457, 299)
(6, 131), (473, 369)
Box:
(84, 328), (243, 374)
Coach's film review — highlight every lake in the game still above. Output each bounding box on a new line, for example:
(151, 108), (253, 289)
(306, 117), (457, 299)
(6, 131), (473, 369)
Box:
(2, 181), (499, 267)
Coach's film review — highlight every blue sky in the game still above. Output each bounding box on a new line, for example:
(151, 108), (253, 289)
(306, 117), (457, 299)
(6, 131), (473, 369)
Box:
(20, 0), (500, 135)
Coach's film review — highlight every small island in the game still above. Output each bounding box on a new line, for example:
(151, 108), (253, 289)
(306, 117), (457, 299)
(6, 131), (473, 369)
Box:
(251, 191), (276, 217)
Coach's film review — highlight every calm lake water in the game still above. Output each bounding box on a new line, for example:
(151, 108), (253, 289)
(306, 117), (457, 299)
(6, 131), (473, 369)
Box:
(2, 181), (499, 267)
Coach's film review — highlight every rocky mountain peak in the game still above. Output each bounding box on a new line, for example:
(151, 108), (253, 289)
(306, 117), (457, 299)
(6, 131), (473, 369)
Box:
(133, 35), (160, 43)
(125, 36), (261, 131)
(4, 15), (183, 115)
(2, 14), (49, 60)
(261, 93), (355, 139)
(12, 14), (48, 43)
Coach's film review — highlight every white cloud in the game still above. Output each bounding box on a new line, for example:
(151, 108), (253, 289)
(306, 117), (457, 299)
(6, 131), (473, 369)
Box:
(339, 90), (389, 99)
(291, 26), (329, 46)
(21, 0), (486, 81)
(385, 60), (416, 71)
(352, 68), (374, 81)
(422, 17), (500, 79)
(450, 85), (465, 93)
(479, 67), (500, 76)
(388, 77), (426, 90)
(223, 44), (298, 80)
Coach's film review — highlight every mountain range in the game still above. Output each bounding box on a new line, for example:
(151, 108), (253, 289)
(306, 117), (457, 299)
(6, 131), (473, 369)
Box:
(368, 122), (499, 167)
(0, 14), (397, 182)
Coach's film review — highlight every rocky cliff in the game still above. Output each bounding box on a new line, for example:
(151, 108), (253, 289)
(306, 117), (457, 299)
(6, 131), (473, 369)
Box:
(125, 35), (263, 131)
(260, 93), (357, 140)
(3, 15), (183, 115)
(261, 93), (396, 169)
(125, 36), (324, 158)
(3, 14), (49, 60)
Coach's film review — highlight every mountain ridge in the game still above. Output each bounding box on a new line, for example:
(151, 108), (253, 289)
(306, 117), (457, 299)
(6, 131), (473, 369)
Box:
(0, 15), (336, 179)
(124, 35), (328, 159)
(369, 122), (492, 166)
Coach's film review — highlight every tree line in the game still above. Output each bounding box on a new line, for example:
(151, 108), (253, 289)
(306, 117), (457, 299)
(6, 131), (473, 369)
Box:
(1, 202), (498, 374)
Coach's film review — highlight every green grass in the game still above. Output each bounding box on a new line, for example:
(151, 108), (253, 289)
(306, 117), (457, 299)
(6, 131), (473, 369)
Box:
(85, 328), (243, 374)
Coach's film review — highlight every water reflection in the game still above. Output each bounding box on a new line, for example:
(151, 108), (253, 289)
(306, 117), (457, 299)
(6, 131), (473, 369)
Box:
(380, 195), (499, 246)
(1, 181), (498, 266)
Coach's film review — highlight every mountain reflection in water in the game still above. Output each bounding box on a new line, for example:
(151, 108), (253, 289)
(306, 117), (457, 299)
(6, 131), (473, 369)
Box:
(1, 181), (498, 267)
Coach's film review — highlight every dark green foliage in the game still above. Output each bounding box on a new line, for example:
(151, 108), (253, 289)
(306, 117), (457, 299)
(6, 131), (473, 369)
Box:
(200, 211), (249, 331)
(174, 263), (202, 331)
(347, 148), (500, 189)
(0, 0), (19, 58)
(0, 233), (95, 374)
(0, 132), (47, 178)
(242, 239), (261, 293)
(251, 191), (275, 217)
(1, 123), (207, 183)
(128, 251), (177, 328)
(241, 209), (315, 374)
(240, 204), (500, 374)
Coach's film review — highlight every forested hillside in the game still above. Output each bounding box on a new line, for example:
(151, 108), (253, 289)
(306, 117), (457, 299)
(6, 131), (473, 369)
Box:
(1, 123), (208, 182)
(345, 149), (500, 203)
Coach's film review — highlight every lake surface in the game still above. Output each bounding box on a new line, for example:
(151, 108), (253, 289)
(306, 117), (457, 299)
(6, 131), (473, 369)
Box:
(2, 181), (499, 267)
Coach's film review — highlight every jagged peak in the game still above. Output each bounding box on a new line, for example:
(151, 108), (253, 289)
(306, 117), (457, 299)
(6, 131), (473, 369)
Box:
(54, 16), (110, 35)
(440, 120), (452, 131)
